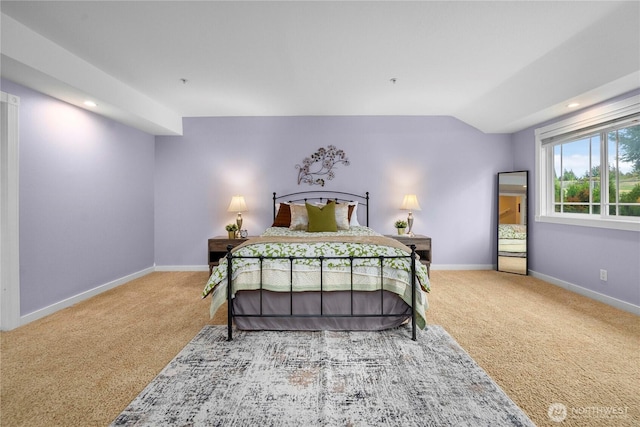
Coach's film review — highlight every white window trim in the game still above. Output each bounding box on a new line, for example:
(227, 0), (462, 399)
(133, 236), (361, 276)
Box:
(535, 95), (640, 232)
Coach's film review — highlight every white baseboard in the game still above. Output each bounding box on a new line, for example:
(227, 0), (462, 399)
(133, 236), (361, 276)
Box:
(432, 264), (494, 271)
(19, 266), (155, 327)
(530, 270), (640, 316)
(154, 265), (209, 272)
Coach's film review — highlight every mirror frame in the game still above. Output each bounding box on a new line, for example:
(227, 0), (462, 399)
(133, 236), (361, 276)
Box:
(497, 170), (528, 275)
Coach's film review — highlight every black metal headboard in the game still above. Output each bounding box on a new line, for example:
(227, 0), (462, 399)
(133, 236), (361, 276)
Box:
(273, 191), (369, 227)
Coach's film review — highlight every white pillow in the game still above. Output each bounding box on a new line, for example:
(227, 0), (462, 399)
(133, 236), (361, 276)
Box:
(349, 202), (361, 226)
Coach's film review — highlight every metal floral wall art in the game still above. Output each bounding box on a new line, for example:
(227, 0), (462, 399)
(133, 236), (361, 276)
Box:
(296, 145), (350, 186)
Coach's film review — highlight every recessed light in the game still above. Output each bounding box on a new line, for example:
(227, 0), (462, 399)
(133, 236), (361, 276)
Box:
(567, 102), (580, 108)
(84, 100), (97, 107)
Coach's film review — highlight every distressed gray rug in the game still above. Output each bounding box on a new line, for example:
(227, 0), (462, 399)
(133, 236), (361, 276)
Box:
(111, 325), (534, 426)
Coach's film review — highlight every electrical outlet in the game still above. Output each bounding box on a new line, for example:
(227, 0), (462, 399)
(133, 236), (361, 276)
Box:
(600, 269), (608, 281)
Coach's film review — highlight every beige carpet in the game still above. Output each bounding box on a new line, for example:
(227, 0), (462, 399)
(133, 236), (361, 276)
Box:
(1, 271), (638, 427)
(427, 271), (639, 427)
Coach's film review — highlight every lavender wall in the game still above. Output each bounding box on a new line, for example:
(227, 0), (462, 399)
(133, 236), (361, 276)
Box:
(155, 116), (513, 267)
(512, 89), (640, 306)
(1, 80), (156, 316)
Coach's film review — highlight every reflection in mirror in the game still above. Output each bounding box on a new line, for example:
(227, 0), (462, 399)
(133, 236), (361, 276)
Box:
(497, 171), (528, 275)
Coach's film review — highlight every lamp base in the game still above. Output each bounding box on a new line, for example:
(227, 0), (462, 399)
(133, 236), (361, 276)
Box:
(236, 213), (243, 238)
(236, 214), (243, 229)
(407, 212), (414, 237)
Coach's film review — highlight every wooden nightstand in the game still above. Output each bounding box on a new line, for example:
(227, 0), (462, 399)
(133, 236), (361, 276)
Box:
(385, 234), (432, 276)
(208, 236), (249, 274)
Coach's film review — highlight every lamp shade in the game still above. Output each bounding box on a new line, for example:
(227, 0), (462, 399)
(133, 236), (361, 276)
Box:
(400, 194), (422, 211)
(227, 195), (247, 212)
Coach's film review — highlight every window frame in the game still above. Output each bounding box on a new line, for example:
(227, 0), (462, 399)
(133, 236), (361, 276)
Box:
(535, 95), (640, 232)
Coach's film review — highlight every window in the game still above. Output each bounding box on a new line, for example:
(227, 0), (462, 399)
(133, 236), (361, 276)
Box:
(536, 95), (640, 231)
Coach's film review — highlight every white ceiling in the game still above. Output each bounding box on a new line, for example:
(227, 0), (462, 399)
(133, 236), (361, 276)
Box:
(1, 1), (639, 135)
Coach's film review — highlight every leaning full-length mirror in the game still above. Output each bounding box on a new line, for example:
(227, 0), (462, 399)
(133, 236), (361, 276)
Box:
(497, 171), (528, 275)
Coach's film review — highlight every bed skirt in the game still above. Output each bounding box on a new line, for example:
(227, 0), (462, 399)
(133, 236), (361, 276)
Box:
(232, 289), (412, 331)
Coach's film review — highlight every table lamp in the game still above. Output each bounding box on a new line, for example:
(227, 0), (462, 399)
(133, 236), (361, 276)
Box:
(227, 195), (247, 236)
(400, 194), (422, 237)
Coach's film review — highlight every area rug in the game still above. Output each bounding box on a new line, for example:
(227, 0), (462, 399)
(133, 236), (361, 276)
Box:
(111, 325), (534, 426)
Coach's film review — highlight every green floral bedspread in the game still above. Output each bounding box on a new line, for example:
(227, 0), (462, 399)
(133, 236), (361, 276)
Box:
(202, 227), (430, 328)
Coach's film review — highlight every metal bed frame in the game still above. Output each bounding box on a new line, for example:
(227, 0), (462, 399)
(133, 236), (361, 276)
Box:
(225, 191), (419, 341)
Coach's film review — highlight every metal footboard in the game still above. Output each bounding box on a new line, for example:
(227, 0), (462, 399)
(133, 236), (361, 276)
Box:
(226, 244), (418, 341)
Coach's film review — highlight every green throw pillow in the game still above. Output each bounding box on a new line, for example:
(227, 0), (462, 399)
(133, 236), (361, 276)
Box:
(306, 202), (338, 232)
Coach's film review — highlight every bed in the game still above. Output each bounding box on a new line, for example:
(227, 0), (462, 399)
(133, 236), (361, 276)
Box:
(202, 191), (430, 341)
